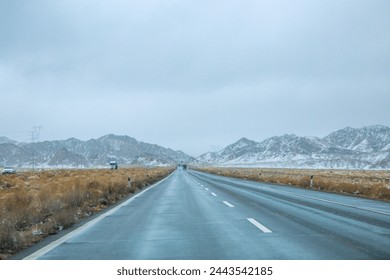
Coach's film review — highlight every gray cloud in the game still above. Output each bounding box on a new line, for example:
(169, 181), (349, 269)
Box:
(1, 0), (389, 156)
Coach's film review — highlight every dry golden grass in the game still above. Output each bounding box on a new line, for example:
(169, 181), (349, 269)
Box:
(196, 167), (390, 201)
(0, 167), (174, 259)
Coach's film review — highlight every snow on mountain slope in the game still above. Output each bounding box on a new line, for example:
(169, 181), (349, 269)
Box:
(197, 125), (390, 169)
(324, 125), (390, 152)
(2, 125), (389, 169)
(0, 134), (194, 168)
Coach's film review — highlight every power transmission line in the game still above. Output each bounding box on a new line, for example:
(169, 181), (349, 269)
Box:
(29, 126), (42, 171)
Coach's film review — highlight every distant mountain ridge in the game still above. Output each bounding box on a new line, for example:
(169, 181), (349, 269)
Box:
(2, 125), (390, 169)
(0, 137), (17, 144)
(197, 125), (390, 169)
(0, 134), (194, 168)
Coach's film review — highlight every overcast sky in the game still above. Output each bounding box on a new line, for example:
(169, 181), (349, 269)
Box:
(1, 0), (389, 156)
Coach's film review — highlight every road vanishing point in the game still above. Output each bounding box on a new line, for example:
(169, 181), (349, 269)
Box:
(23, 169), (390, 260)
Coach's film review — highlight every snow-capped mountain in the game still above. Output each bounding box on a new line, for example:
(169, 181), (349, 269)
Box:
(197, 125), (390, 169)
(0, 134), (194, 168)
(2, 125), (389, 169)
(323, 125), (390, 153)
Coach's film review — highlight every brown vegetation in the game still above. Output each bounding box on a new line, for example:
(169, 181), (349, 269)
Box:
(0, 167), (174, 259)
(196, 167), (390, 201)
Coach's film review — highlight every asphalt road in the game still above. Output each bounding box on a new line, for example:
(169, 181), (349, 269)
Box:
(24, 168), (390, 260)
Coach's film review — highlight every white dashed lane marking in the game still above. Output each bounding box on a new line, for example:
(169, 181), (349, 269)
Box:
(247, 218), (272, 233)
(223, 201), (235, 208)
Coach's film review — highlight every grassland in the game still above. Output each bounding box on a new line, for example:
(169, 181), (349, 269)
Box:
(196, 167), (390, 201)
(0, 167), (174, 259)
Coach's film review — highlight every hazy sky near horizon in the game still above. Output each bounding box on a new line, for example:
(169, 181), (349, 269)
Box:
(1, 0), (389, 156)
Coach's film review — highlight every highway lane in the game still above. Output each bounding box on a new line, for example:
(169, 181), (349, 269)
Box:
(189, 170), (390, 259)
(24, 169), (390, 260)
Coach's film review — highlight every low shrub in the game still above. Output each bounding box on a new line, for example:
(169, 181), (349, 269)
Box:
(0, 220), (22, 252)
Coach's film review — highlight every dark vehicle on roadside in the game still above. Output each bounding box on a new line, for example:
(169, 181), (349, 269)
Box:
(109, 161), (118, 170)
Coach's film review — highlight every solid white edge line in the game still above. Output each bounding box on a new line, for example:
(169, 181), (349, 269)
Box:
(223, 201), (235, 208)
(211, 192), (217, 197)
(247, 218), (272, 233)
(23, 170), (176, 260)
(280, 190), (390, 216)
(361, 207), (390, 216)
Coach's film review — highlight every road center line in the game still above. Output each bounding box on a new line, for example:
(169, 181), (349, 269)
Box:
(211, 192), (218, 197)
(205, 188), (209, 191)
(247, 218), (272, 233)
(223, 201), (235, 208)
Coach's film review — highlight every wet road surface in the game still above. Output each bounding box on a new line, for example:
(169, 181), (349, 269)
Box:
(24, 169), (390, 260)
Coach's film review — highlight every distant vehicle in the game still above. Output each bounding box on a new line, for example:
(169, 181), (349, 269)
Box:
(177, 164), (187, 170)
(1, 167), (16, 175)
(109, 161), (118, 170)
